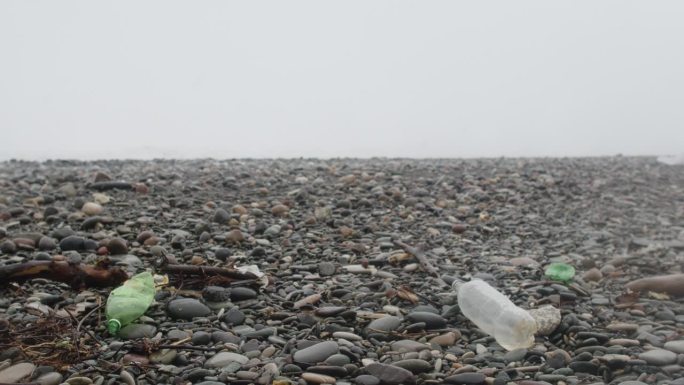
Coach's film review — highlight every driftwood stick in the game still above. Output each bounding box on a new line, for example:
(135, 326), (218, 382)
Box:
(393, 240), (448, 288)
(160, 264), (257, 280)
(0, 260), (128, 288)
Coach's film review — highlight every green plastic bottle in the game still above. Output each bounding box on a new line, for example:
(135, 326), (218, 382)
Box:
(545, 263), (575, 283)
(105, 271), (155, 335)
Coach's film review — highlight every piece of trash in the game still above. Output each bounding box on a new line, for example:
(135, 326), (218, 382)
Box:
(153, 273), (169, 288)
(453, 279), (537, 351)
(236, 265), (269, 288)
(528, 305), (562, 336)
(105, 271), (156, 335)
(545, 263), (575, 282)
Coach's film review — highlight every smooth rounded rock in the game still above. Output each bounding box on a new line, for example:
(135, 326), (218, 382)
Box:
(301, 372), (336, 384)
(444, 373), (486, 384)
(204, 352), (249, 368)
(167, 298), (211, 320)
(365, 363), (415, 385)
(59, 235), (86, 251)
(664, 340), (684, 354)
(293, 341), (339, 364)
(639, 349), (677, 365)
(107, 238), (128, 255)
(213, 209), (231, 223)
(406, 311), (447, 329)
(230, 287), (257, 301)
(355, 375), (380, 385)
(0, 363), (36, 383)
(366, 316), (402, 333)
(222, 307), (245, 325)
(82, 202), (104, 216)
(392, 359), (432, 374)
(118, 324), (157, 340)
(36, 372), (63, 385)
(38, 236), (57, 251)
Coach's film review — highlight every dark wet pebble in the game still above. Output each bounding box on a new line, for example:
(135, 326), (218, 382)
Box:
(230, 287), (257, 301)
(392, 359), (432, 374)
(293, 341), (339, 364)
(355, 374), (381, 385)
(167, 298), (212, 320)
(191, 331), (212, 345)
(365, 363), (415, 385)
(59, 235), (86, 251)
(318, 262), (336, 276)
(107, 238), (128, 255)
(213, 208), (231, 223)
(38, 236), (57, 250)
(221, 307), (245, 325)
(444, 373), (487, 384)
(214, 248), (232, 261)
(406, 311), (447, 329)
(366, 316), (402, 333)
(118, 324), (157, 339)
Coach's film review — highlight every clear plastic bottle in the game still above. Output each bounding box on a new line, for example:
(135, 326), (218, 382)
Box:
(454, 279), (537, 351)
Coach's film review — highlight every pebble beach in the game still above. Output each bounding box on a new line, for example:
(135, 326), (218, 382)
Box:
(0, 157), (683, 385)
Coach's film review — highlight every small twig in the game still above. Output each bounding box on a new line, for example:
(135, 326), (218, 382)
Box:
(77, 303), (104, 346)
(62, 308), (82, 361)
(393, 240), (448, 288)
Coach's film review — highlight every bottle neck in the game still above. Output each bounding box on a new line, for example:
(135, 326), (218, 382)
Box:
(451, 278), (465, 291)
(107, 319), (121, 335)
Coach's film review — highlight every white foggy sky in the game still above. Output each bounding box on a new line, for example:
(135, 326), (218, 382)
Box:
(1, 1), (683, 160)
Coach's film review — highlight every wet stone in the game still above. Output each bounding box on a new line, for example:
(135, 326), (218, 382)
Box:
(230, 287), (257, 301)
(664, 340), (684, 354)
(204, 352), (249, 368)
(59, 235), (86, 251)
(221, 307), (245, 325)
(355, 374), (380, 385)
(325, 354), (351, 367)
(36, 372), (63, 385)
(167, 298), (211, 320)
(391, 340), (429, 352)
(444, 373), (486, 384)
(366, 316), (402, 333)
(192, 331), (212, 345)
(365, 363), (415, 385)
(318, 262), (336, 276)
(118, 324), (157, 339)
(0, 363), (36, 383)
(639, 349), (677, 365)
(504, 348), (528, 362)
(213, 209), (231, 223)
(392, 359), (432, 374)
(293, 341), (339, 364)
(406, 311), (447, 329)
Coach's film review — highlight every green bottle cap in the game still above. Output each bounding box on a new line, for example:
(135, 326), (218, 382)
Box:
(545, 263), (575, 282)
(107, 319), (121, 335)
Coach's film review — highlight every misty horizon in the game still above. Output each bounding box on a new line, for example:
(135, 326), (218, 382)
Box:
(2, 1), (683, 160)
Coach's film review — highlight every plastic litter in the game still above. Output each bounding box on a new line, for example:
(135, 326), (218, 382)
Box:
(545, 263), (575, 282)
(236, 264), (269, 288)
(454, 278), (537, 351)
(105, 271), (156, 335)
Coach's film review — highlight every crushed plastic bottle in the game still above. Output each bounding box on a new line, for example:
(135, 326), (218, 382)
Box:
(105, 271), (155, 335)
(454, 279), (537, 351)
(544, 263), (575, 282)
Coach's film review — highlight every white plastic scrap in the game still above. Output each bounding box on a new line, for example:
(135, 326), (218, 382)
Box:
(237, 265), (269, 288)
